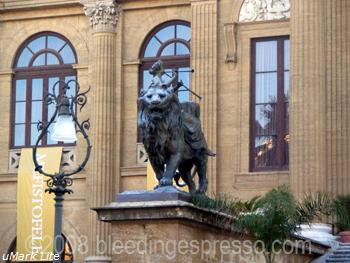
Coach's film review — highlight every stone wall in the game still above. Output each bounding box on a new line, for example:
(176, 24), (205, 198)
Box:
(0, 0), (349, 259)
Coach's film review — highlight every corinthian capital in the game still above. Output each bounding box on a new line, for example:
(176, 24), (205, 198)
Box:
(80, 0), (121, 32)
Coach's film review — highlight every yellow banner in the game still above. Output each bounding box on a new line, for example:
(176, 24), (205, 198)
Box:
(146, 162), (189, 192)
(17, 147), (62, 261)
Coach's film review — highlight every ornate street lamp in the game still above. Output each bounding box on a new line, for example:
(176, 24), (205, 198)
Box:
(32, 80), (91, 262)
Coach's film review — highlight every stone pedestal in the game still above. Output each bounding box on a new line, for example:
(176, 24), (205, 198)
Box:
(92, 189), (325, 263)
(115, 186), (191, 202)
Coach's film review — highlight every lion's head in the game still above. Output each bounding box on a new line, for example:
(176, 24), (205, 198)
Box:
(138, 86), (178, 120)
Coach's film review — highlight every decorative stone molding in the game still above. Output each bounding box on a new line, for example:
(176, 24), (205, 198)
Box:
(239, 0), (290, 22)
(136, 143), (148, 165)
(61, 147), (78, 172)
(121, 166), (147, 177)
(8, 147), (77, 174)
(80, 0), (121, 32)
(224, 22), (238, 63)
(8, 150), (21, 174)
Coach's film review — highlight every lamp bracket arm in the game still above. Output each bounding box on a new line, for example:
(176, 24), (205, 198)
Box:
(62, 113), (91, 177)
(61, 86), (92, 177)
(32, 102), (59, 178)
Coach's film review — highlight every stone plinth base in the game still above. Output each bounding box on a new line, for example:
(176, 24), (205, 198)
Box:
(85, 256), (111, 263)
(93, 190), (327, 263)
(115, 186), (191, 202)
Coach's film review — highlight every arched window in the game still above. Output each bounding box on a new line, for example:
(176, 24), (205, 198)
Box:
(139, 20), (191, 102)
(11, 32), (77, 148)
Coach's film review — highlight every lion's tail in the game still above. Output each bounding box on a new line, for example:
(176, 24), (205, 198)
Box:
(174, 149), (214, 188)
(205, 149), (216, 157)
(174, 172), (187, 188)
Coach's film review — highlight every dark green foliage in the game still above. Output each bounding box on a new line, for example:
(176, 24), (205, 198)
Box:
(233, 195), (262, 214)
(191, 193), (235, 215)
(191, 187), (332, 263)
(295, 192), (333, 224)
(191, 193), (261, 216)
(236, 187), (296, 253)
(333, 195), (350, 231)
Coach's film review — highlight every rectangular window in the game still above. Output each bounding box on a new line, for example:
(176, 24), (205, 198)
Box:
(250, 36), (290, 171)
(12, 74), (76, 148)
(14, 80), (27, 147)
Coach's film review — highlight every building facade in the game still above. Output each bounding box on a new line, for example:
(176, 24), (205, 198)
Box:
(0, 0), (349, 261)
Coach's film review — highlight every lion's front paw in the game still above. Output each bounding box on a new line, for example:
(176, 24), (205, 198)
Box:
(160, 177), (173, 186)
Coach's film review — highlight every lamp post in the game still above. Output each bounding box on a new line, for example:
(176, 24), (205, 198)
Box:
(32, 80), (92, 263)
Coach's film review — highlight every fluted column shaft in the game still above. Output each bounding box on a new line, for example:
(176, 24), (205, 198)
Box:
(88, 31), (116, 259)
(325, 0), (350, 196)
(80, 1), (121, 262)
(290, 0), (327, 198)
(191, 0), (218, 194)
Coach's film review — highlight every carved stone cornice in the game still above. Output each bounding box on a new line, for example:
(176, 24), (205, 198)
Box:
(239, 0), (290, 22)
(80, 0), (121, 33)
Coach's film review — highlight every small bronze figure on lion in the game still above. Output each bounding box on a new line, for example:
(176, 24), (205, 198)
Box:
(138, 60), (215, 195)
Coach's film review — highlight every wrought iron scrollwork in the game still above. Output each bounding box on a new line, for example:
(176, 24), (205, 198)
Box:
(75, 84), (90, 112)
(32, 80), (92, 196)
(46, 175), (73, 195)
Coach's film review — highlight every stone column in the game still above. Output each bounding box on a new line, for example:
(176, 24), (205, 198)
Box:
(290, 0), (327, 198)
(190, 0), (218, 194)
(80, 1), (121, 262)
(324, 0), (350, 197)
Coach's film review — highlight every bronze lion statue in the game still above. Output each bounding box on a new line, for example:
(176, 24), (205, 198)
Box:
(138, 61), (214, 195)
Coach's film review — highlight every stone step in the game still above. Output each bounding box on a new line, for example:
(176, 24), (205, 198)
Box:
(329, 256), (350, 259)
(328, 254), (350, 258)
(333, 250), (350, 255)
(321, 242), (350, 263)
(325, 244), (350, 263)
(339, 244), (350, 248)
(326, 258), (350, 263)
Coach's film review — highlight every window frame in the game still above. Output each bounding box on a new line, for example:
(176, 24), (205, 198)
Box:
(13, 31), (77, 69)
(250, 35), (290, 172)
(139, 20), (190, 59)
(139, 20), (191, 87)
(10, 32), (77, 149)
